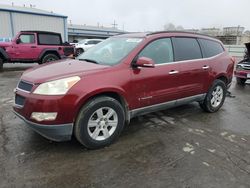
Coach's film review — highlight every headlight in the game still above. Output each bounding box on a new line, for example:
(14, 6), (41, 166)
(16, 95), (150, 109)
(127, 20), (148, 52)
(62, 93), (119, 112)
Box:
(236, 64), (243, 71)
(33, 76), (80, 95)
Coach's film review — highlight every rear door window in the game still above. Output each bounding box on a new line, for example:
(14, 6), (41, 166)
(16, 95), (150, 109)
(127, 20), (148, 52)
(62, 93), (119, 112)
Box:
(93, 40), (102, 44)
(198, 39), (224, 58)
(138, 38), (174, 64)
(87, 40), (96, 45)
(38, 34), (61, 45)
(172, 37), (202, 61)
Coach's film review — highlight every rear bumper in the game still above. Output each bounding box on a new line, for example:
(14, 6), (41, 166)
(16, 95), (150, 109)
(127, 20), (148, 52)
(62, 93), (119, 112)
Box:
(13, 111), (73, 142)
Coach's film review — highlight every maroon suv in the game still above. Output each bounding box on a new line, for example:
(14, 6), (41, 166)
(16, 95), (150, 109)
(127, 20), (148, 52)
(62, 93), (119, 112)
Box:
(13, 31), (235, 149)
(0, 31), (74, 70)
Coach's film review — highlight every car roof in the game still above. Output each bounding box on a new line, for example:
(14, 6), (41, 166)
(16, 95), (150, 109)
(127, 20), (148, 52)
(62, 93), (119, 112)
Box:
(86, 39), (104, 41)
(21, 30), (61, 35)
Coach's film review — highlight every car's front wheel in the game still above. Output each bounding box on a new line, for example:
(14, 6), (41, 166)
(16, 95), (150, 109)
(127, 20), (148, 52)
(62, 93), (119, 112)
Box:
(236, 77), (246, 85)
(74, 96), (125, 149)
(199, 79), (226, 113)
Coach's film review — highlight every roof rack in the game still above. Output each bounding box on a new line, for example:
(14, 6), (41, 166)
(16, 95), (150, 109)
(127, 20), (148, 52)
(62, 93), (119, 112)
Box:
(146, 30), (214, 38)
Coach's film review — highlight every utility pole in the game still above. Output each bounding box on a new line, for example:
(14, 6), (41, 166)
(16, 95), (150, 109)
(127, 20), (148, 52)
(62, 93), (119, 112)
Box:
(236, 25), (240, 45)
(112, 20), (118, 29)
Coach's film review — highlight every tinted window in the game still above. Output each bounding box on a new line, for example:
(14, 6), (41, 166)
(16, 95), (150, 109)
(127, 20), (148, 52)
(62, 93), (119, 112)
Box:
(87, 40), (96, 45)
(19, 34), (35, 44)
(87, 40), (101, 45)
(38, 34), (61, 45)
(199, 39), (224, 58)
(93, 40), (102, 44)
(172, 37), (202, 61)
(138, 38), (173, 64)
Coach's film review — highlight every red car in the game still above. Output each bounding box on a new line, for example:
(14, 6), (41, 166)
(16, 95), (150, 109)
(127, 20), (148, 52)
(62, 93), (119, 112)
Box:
(0, 31), (74, 70)
(13, 31), (235, 149)
(234, 42), (250, 85)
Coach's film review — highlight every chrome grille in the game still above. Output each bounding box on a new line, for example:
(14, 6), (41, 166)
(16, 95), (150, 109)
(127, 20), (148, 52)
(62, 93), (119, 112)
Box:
(242, 65), (250, 70)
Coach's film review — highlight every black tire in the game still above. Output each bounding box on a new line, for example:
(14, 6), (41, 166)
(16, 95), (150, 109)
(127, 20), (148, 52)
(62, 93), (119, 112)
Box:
(236, 77), (246, 85)
(199, 79), (227, 113)
(0, 57), (3, 72)
(76, 48), (84, 57)
(74, 96), (125, 149)
(41, 54), (59, 64)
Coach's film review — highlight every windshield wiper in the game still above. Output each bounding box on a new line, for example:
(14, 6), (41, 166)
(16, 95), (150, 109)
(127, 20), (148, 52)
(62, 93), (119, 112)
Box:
(79, 58), (99, 64)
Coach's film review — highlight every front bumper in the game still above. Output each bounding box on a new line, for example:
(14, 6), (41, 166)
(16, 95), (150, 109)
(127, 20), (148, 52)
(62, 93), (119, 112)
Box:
(14, 111), (73, 142)
(234, 70), (250, 79)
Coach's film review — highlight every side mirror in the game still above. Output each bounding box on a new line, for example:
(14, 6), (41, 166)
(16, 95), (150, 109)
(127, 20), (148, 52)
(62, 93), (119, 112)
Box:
(16, 38), (21, 44)
(84, 42), (88, 45)
(135, 57), (155, 68)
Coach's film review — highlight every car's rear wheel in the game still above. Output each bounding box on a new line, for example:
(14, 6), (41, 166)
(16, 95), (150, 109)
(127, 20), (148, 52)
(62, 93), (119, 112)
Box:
(74, 96), (125, 149)
(76, 48), (84, 56)
(0, 57), (3, 72)
(199, 79), (226, 113)
(41, 54), (59, 64)
(236, 77), (246, 85)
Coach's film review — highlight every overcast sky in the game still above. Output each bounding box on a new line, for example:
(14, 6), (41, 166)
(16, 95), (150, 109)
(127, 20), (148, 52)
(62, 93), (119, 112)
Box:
(0, 0), (250, 32)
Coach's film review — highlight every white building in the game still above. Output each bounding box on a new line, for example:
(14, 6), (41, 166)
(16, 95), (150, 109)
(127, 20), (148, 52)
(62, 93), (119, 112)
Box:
(68, 24), (126, 42)
(0, 4), (68, 41)
(200, 28), (221, 37)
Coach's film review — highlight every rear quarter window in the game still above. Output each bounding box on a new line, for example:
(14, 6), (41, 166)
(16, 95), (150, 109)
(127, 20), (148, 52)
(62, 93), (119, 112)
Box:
(198, 39), (224, 58)
(172, 37), (202, 61)
(38, 34), (61, 45)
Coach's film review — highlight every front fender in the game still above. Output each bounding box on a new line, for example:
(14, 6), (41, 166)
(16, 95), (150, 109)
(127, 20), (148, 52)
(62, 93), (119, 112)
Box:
(73, 87), (128, 122)
(0, 48), (9, 60)
(38, 49), (60, 60)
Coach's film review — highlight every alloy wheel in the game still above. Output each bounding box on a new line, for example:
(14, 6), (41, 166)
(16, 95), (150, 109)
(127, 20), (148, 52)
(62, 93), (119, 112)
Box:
(210, 85), (224, 108)
(87, 107), (118, 141)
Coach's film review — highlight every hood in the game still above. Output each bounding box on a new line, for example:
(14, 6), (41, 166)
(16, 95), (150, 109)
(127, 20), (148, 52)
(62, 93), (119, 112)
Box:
(245, 42), (250, 57)
(22, 59), (109, 83)
(0, 42), (12, 48)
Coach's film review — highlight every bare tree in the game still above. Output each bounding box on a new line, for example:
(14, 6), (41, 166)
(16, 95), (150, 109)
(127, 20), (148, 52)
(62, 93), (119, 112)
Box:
(164, 23), (176, 31)
(164, 23), (184, 31)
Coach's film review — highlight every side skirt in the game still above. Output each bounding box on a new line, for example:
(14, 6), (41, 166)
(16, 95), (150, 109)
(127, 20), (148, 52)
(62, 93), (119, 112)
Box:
(129, 93), (206, 119)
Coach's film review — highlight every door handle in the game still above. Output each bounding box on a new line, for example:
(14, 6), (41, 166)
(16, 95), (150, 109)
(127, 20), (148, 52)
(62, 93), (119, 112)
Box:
(202, 65), (210, 70)
(31, 46), (37, 48)
(169, 70), (179, 75)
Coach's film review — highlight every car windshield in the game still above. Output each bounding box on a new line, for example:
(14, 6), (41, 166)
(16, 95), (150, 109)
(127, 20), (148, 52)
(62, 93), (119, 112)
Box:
(77, 37), (143, 65)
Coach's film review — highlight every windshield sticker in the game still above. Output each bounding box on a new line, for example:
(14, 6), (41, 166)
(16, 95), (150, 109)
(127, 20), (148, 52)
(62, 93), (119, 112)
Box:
(126, 39), (142, 43)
